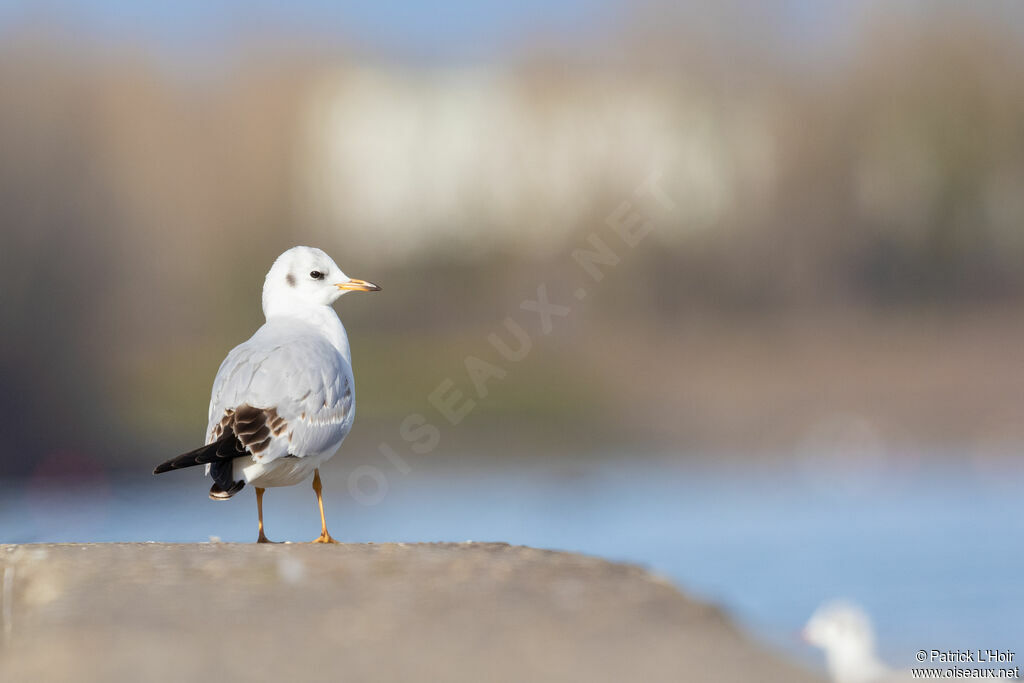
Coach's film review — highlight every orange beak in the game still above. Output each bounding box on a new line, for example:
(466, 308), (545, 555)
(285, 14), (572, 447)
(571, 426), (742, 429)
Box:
(335, 278), (381, 292)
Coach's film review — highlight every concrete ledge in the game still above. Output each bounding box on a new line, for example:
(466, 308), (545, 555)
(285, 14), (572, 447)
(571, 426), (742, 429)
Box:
(0, 543), (819, 683)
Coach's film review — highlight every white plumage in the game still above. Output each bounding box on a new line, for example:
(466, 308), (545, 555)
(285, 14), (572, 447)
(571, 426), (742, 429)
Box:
(206, 319), (355, 488)
(155, 245), (380, 542)
(804, 601), (908, 683)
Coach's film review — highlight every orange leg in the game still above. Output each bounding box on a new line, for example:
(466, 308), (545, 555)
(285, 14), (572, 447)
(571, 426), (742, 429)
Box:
(311, 469), (338, 544)
(255, 487), (275, 544)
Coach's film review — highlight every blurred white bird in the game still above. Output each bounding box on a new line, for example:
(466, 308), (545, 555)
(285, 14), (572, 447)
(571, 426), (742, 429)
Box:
(154, 246), (380, 543)
(803, 601), (907, 683)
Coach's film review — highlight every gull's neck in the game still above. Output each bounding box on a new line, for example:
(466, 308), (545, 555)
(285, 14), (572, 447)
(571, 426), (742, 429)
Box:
(265, 302), (351, 365)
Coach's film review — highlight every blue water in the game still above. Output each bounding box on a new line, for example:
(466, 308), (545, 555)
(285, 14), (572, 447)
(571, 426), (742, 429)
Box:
(2, 454), (1022, 673)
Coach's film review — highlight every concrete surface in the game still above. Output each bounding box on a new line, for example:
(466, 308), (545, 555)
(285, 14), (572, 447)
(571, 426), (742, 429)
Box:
(0, 543), (821, 683)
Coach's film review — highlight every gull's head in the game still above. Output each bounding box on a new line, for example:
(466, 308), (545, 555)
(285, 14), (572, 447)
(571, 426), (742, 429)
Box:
(262, 246), (380, 316)
(803, 601), (886, 683)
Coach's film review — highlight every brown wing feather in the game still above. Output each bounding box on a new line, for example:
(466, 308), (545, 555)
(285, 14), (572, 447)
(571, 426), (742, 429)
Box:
(154, 404), (290, 475)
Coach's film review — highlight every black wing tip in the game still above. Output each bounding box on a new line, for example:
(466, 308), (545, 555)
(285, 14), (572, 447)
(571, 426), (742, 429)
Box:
(153, 462), (174, 475)
(155, 434), (245, 476)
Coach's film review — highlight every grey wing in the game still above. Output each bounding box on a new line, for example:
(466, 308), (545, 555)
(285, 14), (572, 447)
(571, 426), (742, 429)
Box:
(207, 330), (355, 464)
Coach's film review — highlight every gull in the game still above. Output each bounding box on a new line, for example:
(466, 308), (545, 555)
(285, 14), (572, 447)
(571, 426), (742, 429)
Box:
(153, 246), (380, 543)
(803, 601), (908, 683)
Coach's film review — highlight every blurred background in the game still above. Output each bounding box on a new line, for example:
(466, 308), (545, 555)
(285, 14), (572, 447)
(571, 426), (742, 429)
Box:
(1, 0), (1023, 675)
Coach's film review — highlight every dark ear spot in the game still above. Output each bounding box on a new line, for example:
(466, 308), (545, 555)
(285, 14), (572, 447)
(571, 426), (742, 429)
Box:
(286, 273), (296, 287)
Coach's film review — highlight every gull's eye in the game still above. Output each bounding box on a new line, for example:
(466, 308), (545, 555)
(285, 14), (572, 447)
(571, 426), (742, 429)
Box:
(310, 270), (324, 280)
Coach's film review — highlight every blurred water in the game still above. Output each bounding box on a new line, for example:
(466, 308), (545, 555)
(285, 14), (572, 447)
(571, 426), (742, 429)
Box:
(1, 454), (1021, 673)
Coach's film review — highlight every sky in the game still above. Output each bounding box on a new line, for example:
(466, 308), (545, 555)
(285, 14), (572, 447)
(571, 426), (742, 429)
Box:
(4, 1), (1024, 61)
(0, 0), (621, 62)
(0, 0), (878, 65)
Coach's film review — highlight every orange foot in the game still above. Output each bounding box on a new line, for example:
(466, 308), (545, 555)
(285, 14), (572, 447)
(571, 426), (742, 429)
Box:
(312, 532), (339, 544)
